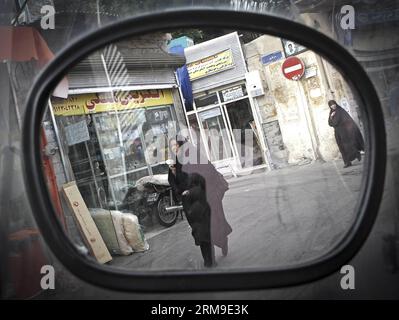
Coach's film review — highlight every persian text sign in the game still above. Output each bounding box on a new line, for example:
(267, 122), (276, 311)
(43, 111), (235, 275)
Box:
(261, 51), (283, 65)
(51, 89), (174, 116)
(187, 50), (234, 81)
(222, 86), (244, 102)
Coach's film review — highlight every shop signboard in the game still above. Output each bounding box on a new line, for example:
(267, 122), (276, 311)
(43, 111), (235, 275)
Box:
(145, 108), (170, 124)
(199, 107), (222, 120)
(51, 89), (174, 116)
(221, 86), (244, 102)
(187, 49), (234, 81)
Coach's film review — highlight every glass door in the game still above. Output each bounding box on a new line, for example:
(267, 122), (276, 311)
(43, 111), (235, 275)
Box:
(198, 107), (233, 162)
(94, 106), (176, 208)
(93, 112), (130, 208)
(224, 99), (265, 168)
(56, 114), (108, 208)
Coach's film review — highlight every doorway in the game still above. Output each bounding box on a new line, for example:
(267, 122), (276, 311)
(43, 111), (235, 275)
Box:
(198, 107), (233, 162)
(224, 99), (265, 168)
(187, 83), (268, 173)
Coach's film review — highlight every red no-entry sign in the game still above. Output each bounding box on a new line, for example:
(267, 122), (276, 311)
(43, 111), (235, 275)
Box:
(282, 56), (305, 81)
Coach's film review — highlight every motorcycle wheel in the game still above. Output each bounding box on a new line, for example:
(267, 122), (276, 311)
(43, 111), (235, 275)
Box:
(156, 194), (178, 227)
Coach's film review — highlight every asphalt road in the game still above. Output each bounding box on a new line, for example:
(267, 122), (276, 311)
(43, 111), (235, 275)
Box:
(110, 159), (364, 271)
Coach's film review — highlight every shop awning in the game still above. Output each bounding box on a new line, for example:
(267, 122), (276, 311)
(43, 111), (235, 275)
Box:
(1, 26), (69, 98)
(67, 50), (186, 90)
(0, 26), (53, 67)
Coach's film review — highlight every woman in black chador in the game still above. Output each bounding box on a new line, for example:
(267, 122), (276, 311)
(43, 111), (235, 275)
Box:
(328, 100), (364, 168)
(182, 173), (213, 267)
(167, 136), (232, 267)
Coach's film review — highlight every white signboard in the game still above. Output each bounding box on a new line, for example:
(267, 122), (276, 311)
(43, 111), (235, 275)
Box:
(199, 107), (222, 120)
(222, 86), (244, 102)
(304, 66), (317, 79)
(65, 120), (90, 146)
(187, 49), (234, 81)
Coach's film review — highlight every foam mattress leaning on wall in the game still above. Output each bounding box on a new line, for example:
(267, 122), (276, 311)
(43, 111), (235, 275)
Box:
(89, 209), (149, 256)
(119, 211), (149, 252)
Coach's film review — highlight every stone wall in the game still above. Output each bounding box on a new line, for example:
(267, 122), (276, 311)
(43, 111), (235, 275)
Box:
(244, 34), (361, 165)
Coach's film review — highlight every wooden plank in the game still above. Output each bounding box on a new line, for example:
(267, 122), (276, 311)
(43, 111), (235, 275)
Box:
(61, 181), (112, 264)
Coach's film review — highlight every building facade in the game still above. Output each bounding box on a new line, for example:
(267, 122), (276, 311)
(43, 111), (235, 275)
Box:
(183, 32), (270, 175)
(46, 34), (186, 210)
(244, 33), (361, 166)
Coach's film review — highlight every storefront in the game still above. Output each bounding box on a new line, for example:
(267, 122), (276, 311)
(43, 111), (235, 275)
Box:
(46, 37), (186, 210)
(50, 89), (181, 209)
(184, 32), (270, 174)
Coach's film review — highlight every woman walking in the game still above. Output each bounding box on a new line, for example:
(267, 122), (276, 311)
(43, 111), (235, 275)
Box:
(328, 100), (364, 168)
(168, 136), (232, 267)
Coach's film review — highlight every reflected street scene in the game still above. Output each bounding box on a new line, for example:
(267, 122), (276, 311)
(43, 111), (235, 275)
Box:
(40, 29), (366, 271)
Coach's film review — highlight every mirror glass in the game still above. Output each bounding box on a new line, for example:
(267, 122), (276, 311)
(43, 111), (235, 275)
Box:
(40, 28), (368, 271)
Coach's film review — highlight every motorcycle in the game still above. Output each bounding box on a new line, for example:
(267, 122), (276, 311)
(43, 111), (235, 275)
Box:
(121, 174), (183, 228)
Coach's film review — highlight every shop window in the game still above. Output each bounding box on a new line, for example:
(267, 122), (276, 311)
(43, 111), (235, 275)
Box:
(143, 106), (175, 166)
(187, 113), (201, 145)
(54, 103), (177, 210)
(56, 115), (108, 209)
(194, 92), (219, 109)
(198, 108), (233, 162)
(102, 106), (176, 208)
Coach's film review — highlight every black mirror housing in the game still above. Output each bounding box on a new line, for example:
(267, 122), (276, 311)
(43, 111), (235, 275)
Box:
(22, 8), (386, 292)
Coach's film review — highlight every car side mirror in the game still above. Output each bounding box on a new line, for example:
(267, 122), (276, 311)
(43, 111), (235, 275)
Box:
(22, 8), (386, 292)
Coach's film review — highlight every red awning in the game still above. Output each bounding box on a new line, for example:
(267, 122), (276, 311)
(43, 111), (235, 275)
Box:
(0, 26), (54, 67)
(0, 26), (69, 98)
